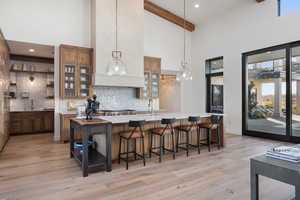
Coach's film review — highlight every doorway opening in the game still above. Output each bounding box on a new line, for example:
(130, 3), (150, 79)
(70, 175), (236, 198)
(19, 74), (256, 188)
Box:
(7, 40), (55, 135)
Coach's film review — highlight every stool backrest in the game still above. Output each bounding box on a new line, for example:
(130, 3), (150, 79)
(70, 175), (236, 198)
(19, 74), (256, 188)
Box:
(161, 118), (176, 125)
(211, 115), (222, 124)
(188, 116), (201, 122)
(128, 120), (146, 128)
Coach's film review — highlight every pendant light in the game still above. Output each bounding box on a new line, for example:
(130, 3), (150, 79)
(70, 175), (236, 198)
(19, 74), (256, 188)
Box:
(107, 0), (127, 76)
(176, 0), (192, 81)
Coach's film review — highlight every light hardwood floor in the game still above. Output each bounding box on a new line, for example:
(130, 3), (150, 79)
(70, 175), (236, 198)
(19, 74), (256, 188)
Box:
(0, 133), (296, 200)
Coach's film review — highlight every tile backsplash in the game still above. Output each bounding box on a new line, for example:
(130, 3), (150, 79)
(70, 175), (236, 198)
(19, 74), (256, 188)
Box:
(60, 86), (159, 113)
(10, 72), (54, 111)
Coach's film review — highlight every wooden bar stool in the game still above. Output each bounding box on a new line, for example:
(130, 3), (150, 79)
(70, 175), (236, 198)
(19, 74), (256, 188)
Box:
(198, 115), (222, 152)
(149, 118), (176, 162)
(118, 120), (146, 170)
(175, 116), (201, 157)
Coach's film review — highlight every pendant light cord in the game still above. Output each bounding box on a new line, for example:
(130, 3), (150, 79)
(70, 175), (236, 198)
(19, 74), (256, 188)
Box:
(183, 0), (186, 67)
(115, 0), (118, 52)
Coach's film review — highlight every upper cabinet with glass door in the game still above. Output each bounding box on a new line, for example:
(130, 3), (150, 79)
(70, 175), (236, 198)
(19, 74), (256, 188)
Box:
(60, 45), (93, 99)
(137, 57), (161, 99)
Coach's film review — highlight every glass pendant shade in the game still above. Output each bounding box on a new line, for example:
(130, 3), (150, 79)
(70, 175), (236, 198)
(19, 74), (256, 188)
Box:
(107, 51), (127, 76)
(176, 61), (192, 81)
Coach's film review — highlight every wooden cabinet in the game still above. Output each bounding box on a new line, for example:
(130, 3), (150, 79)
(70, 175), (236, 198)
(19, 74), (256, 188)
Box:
(0, 30), (10, 151)
(137, 57), (161, 99)
(10, 111), (54, 135)
(60, 45), (93, 99)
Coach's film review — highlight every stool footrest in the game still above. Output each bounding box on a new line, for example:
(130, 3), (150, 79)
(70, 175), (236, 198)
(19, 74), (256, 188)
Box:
(119, 153), (145, 162)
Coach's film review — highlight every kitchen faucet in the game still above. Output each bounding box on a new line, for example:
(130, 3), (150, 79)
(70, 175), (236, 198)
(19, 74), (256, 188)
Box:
(148, 98), (153, 113)
(31, 99), (34, 111)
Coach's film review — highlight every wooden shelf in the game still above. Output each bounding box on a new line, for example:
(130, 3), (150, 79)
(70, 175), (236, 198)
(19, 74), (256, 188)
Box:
(10, 83), (17, 86)
(46, 96), (54, 99)
(10, 69), (54, 74)
(46, 84), (54, 88)
(72, 148), (106, 169)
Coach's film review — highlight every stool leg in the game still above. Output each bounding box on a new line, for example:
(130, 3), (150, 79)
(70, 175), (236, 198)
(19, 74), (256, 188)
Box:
(141, 137), (146, 166)
(162, 135), (165, 155)
(208, 129), (211, 152)
(159, 135), (163, 163)
(126, 139), (129, 170)
(197, 127), (200, 154)
(118, 136), (122, 164)
(176, 130), (179, 153)
(186, 131), (189, 157)
(171, 132), (176, 160)
(217, 127), (221, 150)
(149, 133), (153, 158)
(134, 138), (137, 160)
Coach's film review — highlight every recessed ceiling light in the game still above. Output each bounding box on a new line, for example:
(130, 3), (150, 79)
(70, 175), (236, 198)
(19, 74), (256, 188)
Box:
(194, 4), (200, 8)
(29, 48), (35, 52)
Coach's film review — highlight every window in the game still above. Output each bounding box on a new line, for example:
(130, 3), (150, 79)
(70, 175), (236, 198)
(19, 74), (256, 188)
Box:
(278, 0), (300, 16)
(206, 57), (224, 114)
(242, 41), (300, 143)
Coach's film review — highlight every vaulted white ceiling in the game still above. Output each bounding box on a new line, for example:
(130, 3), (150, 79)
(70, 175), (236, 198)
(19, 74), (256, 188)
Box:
(148, 0), (245, 24)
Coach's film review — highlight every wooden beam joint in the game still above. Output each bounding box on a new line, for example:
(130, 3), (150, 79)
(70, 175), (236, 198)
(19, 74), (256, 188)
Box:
(144, 0), (195, 32)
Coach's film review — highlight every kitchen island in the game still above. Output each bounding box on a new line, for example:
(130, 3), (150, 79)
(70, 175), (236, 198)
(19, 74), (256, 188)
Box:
(86, 113), (224, 161)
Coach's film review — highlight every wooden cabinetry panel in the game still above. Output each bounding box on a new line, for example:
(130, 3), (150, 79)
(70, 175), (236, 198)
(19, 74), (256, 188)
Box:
(60, 45), (93, 99)
(10, 111), (54, 135)
(0, 30), (10, 151)
(61, 47), (77, 65)
(60, 114), (82, 142)
(137, 56), (161, 99)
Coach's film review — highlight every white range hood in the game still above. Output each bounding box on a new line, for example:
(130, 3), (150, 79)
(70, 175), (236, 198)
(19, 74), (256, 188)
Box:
(91, 0), (144, 88)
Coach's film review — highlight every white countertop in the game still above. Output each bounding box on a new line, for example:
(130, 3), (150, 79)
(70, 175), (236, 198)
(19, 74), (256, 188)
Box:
(76, 112), (223, 124)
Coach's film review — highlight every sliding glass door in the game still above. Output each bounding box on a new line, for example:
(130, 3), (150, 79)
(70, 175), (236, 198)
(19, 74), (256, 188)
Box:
(243, 41), (300, 142)
(291, 46), (300, 139)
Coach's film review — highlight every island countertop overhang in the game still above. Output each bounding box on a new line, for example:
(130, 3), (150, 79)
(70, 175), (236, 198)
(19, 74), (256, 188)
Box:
(76, 112), (224, 125)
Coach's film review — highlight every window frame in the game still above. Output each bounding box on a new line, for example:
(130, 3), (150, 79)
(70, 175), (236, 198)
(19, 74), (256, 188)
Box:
(277, 0), (300, 16)
(206, 56), (224, 114)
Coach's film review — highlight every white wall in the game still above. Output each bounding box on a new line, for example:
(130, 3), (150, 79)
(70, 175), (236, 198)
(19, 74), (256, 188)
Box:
(191, 0), (300, 135)
(92, 0), (144, 88)
(144, 11), (193, 112)
(144, 11), (192, 73)
(0, 0), (91, 141)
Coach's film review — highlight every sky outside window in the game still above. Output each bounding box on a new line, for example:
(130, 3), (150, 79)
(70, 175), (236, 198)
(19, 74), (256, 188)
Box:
(262, 82), (296, 96)
(280, 0), (300, 16)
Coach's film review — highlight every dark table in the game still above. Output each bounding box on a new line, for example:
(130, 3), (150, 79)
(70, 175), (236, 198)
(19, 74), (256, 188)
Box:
(70, 118), (112, 177)
(250, 155), (300, 200)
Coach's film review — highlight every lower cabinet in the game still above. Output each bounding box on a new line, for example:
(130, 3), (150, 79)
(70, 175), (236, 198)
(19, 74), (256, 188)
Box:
(10, 111), (54, 135)
(60, 114), (77, 143)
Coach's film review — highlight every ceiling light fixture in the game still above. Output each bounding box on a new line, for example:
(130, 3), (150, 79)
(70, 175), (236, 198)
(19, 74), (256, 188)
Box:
(29, 48), (35, 52)
(177, 0), (193, 81)
(107, 0), (127, 76)
(194, 4), (199, 8)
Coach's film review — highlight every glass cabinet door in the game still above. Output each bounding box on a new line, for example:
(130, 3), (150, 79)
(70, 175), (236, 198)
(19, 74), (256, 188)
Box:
(64, 65), (76, 97)
(143, 72), (150, 98)
(151, 73), (159, 98)
(79, 67), (89, 97)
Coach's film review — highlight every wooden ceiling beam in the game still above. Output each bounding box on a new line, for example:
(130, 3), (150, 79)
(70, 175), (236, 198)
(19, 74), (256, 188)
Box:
(144, 0), (196, 32)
